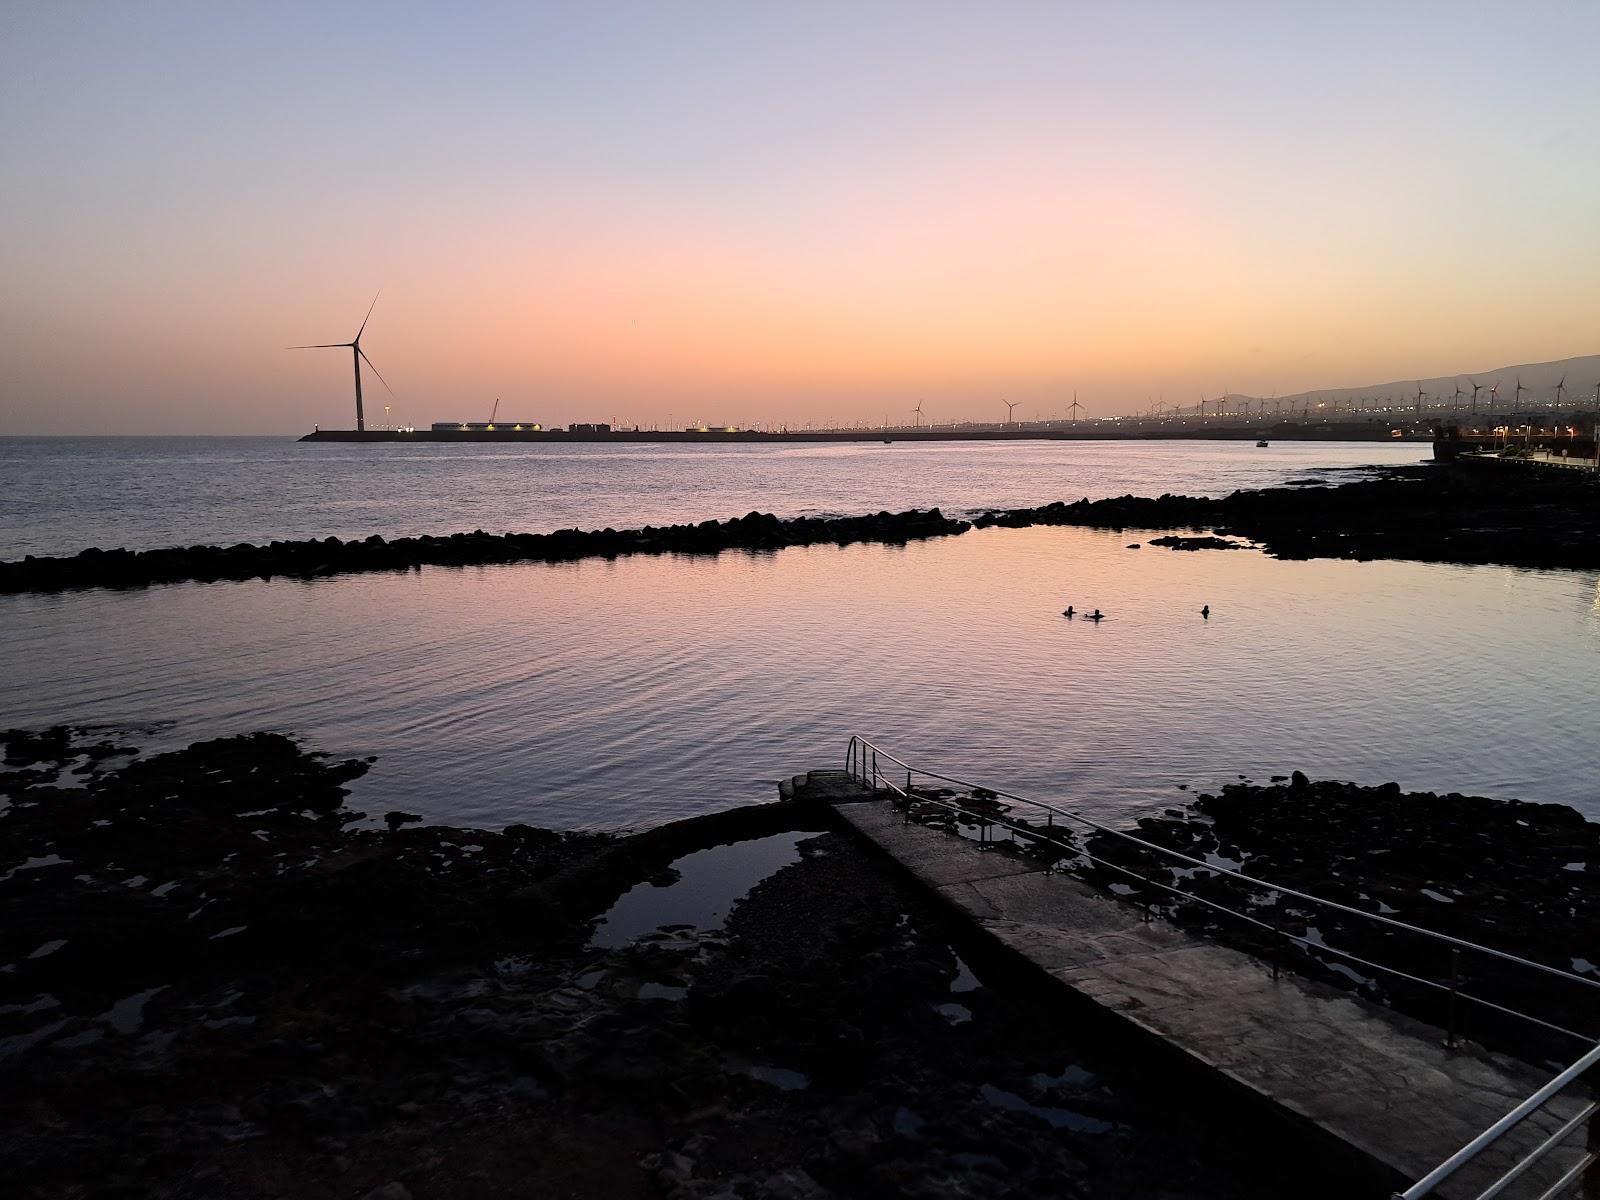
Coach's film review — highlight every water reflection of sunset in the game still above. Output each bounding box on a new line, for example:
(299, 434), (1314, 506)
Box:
(7, 525), (1596, 830)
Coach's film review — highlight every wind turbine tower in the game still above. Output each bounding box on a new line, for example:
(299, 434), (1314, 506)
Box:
(1067, 392), (1085, 422)
(289, 294), (391, 432)
(1002, 399), (1019, 426)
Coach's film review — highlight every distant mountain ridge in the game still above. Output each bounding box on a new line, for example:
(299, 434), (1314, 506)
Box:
(1229, 354), (1600, 408)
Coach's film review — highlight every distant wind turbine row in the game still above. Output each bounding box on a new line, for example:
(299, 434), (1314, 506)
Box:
(288, 298), (1594, 433)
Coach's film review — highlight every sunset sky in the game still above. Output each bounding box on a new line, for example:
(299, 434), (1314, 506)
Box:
(3, 2), (1598, 434)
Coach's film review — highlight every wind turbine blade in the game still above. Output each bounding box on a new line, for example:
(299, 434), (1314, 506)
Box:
(355, 291), (381, 341)
(287, 343), (352, 350)
(358, 347), (395, 394)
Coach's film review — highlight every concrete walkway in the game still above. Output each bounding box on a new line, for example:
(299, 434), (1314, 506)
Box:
(786, 770), (1591, 1199)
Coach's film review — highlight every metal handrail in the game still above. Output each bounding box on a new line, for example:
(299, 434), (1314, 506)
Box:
(1395, 1041), (1600, 1199)
(843, 736), (1600, 1047)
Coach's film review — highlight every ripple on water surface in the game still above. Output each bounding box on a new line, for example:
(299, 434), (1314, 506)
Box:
(3, 520), (1598, 831)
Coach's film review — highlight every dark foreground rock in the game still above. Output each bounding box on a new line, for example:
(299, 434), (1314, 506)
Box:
(0, 728), (1328, 1199)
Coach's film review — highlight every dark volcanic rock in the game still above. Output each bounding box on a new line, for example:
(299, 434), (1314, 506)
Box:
(0, 507), (972, 595)
(972, 463), (1600, 570)
(1148, 535), (1245, 551)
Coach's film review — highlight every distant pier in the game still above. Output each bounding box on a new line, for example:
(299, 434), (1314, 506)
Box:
(301, 422), (1431, 444)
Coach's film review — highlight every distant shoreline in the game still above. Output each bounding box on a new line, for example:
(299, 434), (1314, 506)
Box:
(300, 423), (1430, 444)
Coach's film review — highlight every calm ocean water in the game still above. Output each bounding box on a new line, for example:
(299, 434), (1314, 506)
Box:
(1, 436), (1426, 559)
(4, 437), (1596, 832)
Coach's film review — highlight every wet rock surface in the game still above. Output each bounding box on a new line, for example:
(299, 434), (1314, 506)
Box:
(0, 729), (1324, 1199)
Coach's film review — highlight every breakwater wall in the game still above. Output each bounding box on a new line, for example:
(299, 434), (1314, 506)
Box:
(971, 463), (1599, 570)
(0, 508), (970, 595)
(5, 462), (1596, 595)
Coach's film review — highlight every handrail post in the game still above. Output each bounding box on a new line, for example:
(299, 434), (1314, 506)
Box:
(1585, 1106), (1599, 1200)
(1446, 948), (1461, 1050)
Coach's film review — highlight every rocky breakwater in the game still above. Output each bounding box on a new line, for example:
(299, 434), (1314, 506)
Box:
(970, 463), (1600, 570)
(0, 508), (970, 595)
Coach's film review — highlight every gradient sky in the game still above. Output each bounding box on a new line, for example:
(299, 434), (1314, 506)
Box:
(3, 2), (1598, 434)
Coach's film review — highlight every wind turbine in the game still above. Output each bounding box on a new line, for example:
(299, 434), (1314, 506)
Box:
(1469, 378), (1483, 412)
(911, 400), (925, 428)
(1453, 381), (1465, 410)
(1553, 374), (1567, 408)
(1002, 399), (1019, 425)
(1514, 377), (1530, 408)
(289, 293), (391, 432)
(1414, 383), (1426, 416)
(1067, 392), (1085, 422)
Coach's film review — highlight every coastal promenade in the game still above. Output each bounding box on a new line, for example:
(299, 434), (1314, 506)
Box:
(784, 769), (1595, 1199)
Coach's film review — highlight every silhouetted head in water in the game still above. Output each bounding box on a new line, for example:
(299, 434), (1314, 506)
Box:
(1201, 605), (1210, 618)
(1088, 609), (1104, 621)
(1063, 605), (1074, 618)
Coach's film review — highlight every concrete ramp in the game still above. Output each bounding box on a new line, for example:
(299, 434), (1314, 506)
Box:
(789, 771), (1590, 1199)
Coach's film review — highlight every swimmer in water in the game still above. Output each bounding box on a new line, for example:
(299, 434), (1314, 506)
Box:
(1201, 605), (1210, 618)
(1088, 609), (1104, 621)
(1063, 605), (1075, 618)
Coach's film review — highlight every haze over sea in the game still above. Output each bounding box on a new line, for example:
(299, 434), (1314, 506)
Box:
(4, 438), (1598, 832)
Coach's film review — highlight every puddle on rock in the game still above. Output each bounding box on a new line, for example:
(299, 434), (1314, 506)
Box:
(934, 1001), (973, 1025)
(590, 830), (810, 948)
(103, 985), (166, 1035)
(979, 1083), (1116, 1133)
(743, 1062), (810, 1091)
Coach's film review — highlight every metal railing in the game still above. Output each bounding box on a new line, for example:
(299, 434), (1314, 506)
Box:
(1397, 1042), (1599, 1200)
(844, 736), (1600, 1049)
(844, 736), (1600, 1197)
